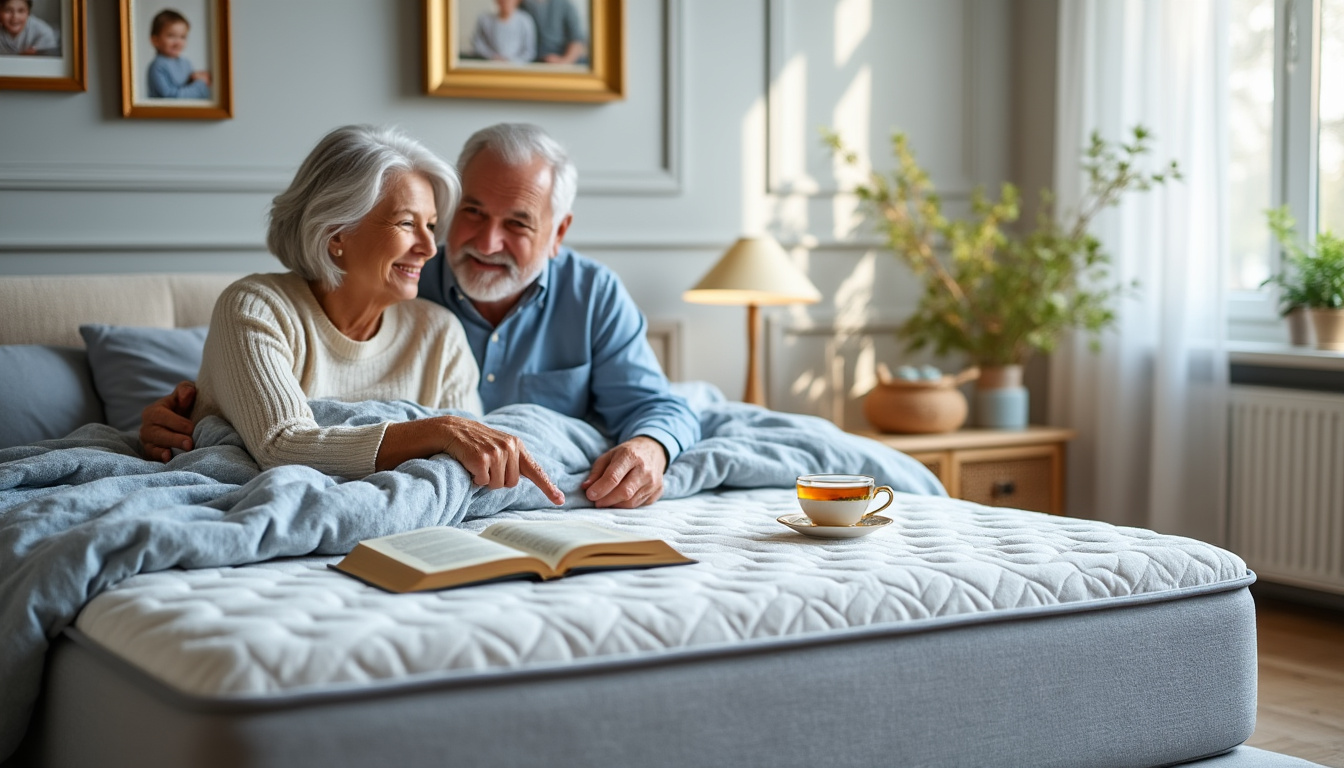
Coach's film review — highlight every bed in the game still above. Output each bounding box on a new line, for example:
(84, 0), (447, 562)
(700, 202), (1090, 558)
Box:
(0, 273), (1320, 768)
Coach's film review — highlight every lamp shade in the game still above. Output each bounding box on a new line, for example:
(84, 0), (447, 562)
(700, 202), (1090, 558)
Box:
(683, 236), (822, 306)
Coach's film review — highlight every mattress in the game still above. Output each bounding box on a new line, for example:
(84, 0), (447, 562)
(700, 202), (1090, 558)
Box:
(36, 489), (1258, 768)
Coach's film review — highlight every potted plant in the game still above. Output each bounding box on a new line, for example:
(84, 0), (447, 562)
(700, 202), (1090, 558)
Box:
(1263, 206), (1344, 350)
(824, 126), (1179, 428)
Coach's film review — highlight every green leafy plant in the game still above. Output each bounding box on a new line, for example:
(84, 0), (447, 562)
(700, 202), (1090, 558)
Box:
(823, 126), (1179, 366)
(1262, 206), (1344, 312)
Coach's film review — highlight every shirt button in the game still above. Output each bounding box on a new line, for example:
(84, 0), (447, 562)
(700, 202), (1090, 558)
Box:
(491, 333), (499, 342)
(486, 373), (495, 382)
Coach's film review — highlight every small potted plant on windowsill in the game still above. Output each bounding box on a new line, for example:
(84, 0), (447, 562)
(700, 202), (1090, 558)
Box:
(824, 125), (1179, 429)
(1263, 207), (1344, 351)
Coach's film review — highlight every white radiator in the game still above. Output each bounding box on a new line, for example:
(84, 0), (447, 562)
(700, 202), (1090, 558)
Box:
(1228, 386), (1344, 594)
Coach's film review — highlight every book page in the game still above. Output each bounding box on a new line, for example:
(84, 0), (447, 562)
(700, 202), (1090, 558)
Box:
(362, 527), (525, 573)
(480, 520), (643, 569)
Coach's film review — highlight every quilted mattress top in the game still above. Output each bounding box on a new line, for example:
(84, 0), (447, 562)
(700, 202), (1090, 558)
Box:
(74, 489), (1249, 698)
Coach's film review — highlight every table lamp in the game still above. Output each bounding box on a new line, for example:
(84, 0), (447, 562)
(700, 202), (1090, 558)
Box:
(683, 236), (822, 406)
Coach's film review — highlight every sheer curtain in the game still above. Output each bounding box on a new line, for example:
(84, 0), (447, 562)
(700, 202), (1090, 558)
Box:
(1050, 0), (1230, 543)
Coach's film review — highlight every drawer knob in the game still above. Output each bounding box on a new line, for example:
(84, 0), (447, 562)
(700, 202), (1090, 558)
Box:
(992, 480), (1016, 497)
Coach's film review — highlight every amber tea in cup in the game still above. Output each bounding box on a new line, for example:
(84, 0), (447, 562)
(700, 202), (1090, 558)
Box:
(795, 474), (894, 527)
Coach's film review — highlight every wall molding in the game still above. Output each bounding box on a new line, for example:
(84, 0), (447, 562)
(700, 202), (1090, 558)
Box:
(764, 0), (994, 200)
(0, 163), (293, 194)
(577, 0), (684, 195)
(646, 320), (683, 381)
(0, 235), (892, 255)
(0, 237), (266, 253)
(0, 0), (684, 198)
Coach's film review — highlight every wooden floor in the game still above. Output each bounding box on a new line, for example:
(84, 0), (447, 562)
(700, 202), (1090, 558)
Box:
(1245, 596), (1344, 767)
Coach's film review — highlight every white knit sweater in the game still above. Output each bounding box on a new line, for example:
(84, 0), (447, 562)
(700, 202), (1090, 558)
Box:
(194, 272), (483, 478)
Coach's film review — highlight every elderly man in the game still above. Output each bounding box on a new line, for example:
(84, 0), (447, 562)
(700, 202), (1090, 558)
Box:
(140, 123), (698, 509)
(521, 0), (586, 64)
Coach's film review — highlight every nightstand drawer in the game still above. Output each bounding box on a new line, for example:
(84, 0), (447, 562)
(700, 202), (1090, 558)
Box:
(959, 454), (1054, 513)
(855, 427), (1072, 515)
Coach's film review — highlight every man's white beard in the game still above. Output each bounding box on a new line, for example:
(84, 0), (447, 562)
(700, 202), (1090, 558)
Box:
(449, 245), (548, 303)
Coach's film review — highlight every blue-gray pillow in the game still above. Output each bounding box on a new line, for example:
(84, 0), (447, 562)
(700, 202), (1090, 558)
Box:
(0, 345), (106, 449)
(79, 324), (209, 432)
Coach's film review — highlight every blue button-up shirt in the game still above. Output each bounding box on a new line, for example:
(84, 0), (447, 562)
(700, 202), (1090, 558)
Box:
(419, 246), (699, 463)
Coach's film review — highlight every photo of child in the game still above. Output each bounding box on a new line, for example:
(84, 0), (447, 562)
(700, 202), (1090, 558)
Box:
(471, 0), (536, 63)
(0, 0), (59, 56)
(146, 7), (209, 98)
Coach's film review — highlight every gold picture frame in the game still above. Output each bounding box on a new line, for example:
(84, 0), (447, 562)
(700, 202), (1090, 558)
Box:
(118, 0), (232, 119)
(425, 0), (624, 103)
(0, 0), (86, 91)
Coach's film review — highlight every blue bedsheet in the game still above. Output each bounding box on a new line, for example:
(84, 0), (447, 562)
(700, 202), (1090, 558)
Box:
(0, 391), (942, 759)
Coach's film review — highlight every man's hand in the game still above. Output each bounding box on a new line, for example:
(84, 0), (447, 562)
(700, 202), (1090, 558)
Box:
(139, 381), (197, 462)
(581, 436), (667, 508)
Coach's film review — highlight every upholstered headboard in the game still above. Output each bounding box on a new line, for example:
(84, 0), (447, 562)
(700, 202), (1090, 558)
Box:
(0, 274), (242, 347)
(0, 273), (682, 378)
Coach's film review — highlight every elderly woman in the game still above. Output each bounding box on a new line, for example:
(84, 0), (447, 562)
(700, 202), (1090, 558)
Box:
(192, 124), (562, 503)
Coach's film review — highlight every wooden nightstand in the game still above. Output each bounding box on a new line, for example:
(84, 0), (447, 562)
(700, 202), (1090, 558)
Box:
(857, 427), (1076, 515)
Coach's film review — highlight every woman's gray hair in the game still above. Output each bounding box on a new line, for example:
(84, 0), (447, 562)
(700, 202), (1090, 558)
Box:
(267, 125), (460, 289)
(456, 123), (578, 231)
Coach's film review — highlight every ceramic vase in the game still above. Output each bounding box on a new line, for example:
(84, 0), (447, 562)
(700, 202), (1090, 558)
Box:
(1310, 308), (1344, 351)
(975, 364), (1028, 429)
(1287, 307), (1315, 347)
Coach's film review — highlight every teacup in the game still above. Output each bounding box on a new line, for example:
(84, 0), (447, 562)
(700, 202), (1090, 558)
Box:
(796, 474), (895, 527)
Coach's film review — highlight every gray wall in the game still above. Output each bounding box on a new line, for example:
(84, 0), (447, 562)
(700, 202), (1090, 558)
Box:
(0, 0), (1057, 424)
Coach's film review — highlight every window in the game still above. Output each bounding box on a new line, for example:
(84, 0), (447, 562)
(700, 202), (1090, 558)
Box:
(1323, 0), (1343, 234)
(1228, 0), (1343, 334)
(1228, 0), (1274, 292)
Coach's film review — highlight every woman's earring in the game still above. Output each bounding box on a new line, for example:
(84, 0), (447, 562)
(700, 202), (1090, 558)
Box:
(334, 249), (343, 257)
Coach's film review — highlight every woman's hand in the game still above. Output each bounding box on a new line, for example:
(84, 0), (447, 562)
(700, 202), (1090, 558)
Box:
(379, 416), (565, 505)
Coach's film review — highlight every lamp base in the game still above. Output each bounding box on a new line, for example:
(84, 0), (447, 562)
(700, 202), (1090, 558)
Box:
(743, 303), (765, 406)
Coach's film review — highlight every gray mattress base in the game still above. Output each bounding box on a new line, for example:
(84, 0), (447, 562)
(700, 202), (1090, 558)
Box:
(24, 581), (1261, 768)
(1190, 747), (1328, 767)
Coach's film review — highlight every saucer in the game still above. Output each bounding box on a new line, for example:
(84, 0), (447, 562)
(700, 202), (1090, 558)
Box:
(776, 513), (892, 539)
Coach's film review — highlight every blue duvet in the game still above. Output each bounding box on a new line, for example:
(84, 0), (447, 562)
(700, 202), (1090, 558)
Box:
(0, 390), (942, 759)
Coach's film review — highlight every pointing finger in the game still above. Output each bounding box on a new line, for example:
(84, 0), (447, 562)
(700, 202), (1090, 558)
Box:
(520, 449), (565, 505)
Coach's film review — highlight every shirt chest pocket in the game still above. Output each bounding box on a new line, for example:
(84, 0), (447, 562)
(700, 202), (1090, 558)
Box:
(518, 363), (592, 419)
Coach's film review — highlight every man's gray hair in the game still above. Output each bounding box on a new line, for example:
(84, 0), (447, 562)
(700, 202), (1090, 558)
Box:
(457, 123), (578, 230)
(268, 124), (460, 289)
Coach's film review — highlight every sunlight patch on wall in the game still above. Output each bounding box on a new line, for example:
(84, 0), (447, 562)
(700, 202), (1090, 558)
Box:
(783, 244), (817, 330)
(831, 65), (872, 194)
(741, 96), (769, 233)
(851, 339), (877, 397)
(769, 53), (818, 194)
(834, 0), (872, 68)
(831, 194), (862, 240)
(772, 194), (811, 242)
(834, 251), (876, 334)
(790, 365), (828, 404)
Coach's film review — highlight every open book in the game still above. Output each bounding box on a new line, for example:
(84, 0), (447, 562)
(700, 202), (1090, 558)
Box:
(333, 520), (695, 593)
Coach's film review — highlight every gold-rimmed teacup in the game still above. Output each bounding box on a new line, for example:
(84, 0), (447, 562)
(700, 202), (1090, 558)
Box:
(796, 474), (895, 527)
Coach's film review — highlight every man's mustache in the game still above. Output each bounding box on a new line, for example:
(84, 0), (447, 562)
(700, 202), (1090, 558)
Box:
(456, 247), (519, 277)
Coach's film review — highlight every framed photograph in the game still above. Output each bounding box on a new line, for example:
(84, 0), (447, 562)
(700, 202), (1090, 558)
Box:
(425, 0), (624, 103)
(0, 0), (86, 91)
(119, 0), (232, 119)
